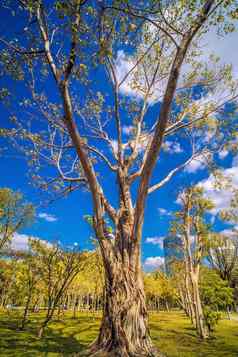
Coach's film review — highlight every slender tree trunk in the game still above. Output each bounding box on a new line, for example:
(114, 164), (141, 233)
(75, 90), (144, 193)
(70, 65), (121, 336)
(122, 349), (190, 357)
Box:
(90, 246), (160, 357)
(226, 306), (231, 320)
(38, 312), (53, 338)
(57, 304), (61, 320)
(73, 296), (78, 319)
(190, 272), (208, 339)
(184, 274), (196, 326)
(20, 293), (32, 330)
(32, 297), (39, 313)
(38, 300), (55, 338)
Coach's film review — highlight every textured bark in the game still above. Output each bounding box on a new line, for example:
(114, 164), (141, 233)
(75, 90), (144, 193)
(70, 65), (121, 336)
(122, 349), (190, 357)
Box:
(90, 249), (159, 357)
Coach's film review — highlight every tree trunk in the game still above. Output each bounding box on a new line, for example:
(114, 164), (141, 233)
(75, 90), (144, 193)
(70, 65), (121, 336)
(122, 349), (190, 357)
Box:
(184, 276), (196, 326)
(226, 306), (231, 320)
(164, 300), (169, 312)
(73, 296), (78, 319)
(90, 256), (160, 357)
(38, 313), (52, 338)
(190, 273), (208, 339)
(20, 293), (31, 330)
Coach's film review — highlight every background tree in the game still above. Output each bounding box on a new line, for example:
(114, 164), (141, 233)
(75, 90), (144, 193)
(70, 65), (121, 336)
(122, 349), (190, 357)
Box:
(172, 186), (214, 338)
(0, 258), (17, 308)
(0, 188), (34, 252)
(1, 1), (238, 355)
(17, 241), (42, 330)
(209, 233), (238, 283)
(200, 267), (234, 330)
(29, 240), (83, 338)
(68, 249), (104, 317)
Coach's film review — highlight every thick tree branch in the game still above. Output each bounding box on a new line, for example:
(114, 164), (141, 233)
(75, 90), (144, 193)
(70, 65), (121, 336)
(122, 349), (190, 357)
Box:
(36, 3), (111, 245)
(133, 0), (216, 249)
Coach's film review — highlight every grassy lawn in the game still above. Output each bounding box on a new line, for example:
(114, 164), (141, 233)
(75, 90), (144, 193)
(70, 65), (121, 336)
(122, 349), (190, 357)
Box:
(0, 310), (237, 356)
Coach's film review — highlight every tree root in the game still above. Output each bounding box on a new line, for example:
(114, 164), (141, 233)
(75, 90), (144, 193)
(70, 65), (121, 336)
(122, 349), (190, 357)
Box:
(79, 345), (166, 357)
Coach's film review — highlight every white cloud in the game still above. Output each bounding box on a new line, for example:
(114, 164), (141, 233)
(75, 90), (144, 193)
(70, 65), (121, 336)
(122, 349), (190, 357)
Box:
(38, 212), (57, 222)
(114, 46), (168, 104)
(219, 227), (238, 239)
(1, 232), (52, 253)
(145, 236), (164, 249)
(110, 139), (119, 155)
(218, 149), (229, 159)
(11, 233), (53, 252)
(122, 125), (134, 135)
(10, 233), (30, 251)
(9, 233), (47, 251)
(1, 233), (32, 251)
(199, 159), (238, 216)
(158, 208), (167, 215)
(163, 140), (183, 154)
(158, 208), (172, 217)
(144, 256), (165, 270)
(201, 27), (238, 80)
(114, 22), (238, 105)
(115, 50), (141, 99)
(184, 155), (208, 174)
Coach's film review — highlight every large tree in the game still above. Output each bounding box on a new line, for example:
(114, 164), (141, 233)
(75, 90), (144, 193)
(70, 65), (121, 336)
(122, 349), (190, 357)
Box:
(1, 1), (238, 355)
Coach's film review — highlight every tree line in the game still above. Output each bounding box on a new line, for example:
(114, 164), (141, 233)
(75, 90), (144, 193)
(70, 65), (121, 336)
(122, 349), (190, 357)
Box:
(0, 187), (237, 341)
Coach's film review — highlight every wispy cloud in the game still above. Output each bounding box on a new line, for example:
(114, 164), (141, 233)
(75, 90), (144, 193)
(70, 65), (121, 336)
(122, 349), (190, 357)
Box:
(114, 49), (167, 104)
(163, 140), (183, 154)
(115, 50), (141, 99)
(184, 155), (207, 174)
(122, 125), (134, 136)
(201, 26), (238, 80)
(145, 236), (164, 249)
(10, 233), (32, 251)
(144, 256), (165, 270)
(199, 156), (238, 217)
(158, 208), (172, 217)
(114, 23), (238, 106)
(10, 233), (50, 251)
(218, 149), (229, 160)
(38, 212), (58, 222)
(9, 233), (52, 252)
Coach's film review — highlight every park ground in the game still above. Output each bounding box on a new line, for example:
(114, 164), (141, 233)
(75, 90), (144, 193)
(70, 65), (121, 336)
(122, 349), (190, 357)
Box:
(0, 310), (237, 356)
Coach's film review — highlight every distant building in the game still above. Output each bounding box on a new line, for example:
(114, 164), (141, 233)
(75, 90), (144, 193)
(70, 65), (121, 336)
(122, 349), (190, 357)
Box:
(163, 235), (183, 275)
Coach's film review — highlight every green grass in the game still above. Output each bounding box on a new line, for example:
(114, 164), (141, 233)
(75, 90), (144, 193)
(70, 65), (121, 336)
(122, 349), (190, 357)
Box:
(150, 311), (238, 357)
(0, 310), (237, 356)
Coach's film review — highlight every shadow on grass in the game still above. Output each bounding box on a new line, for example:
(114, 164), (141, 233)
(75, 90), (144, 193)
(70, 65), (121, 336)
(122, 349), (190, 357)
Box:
(0, 313), (100, 356)
(1, 311), (238, 357)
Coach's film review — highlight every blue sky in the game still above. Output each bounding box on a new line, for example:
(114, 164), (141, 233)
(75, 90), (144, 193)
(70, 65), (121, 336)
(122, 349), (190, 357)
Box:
(0, 3), (238, 271)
